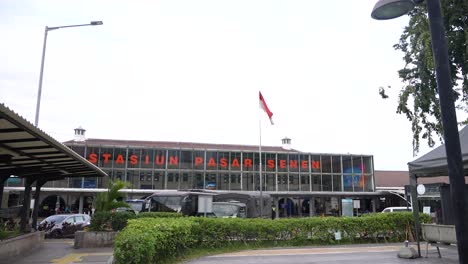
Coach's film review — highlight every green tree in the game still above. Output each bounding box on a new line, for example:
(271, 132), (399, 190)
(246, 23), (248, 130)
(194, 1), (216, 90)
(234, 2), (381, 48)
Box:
(381, 0), (468, 155)
(95, 179), (130, 212)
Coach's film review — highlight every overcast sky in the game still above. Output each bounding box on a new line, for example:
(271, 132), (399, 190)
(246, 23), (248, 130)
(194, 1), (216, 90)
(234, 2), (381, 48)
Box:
(2, 0), (460, 170)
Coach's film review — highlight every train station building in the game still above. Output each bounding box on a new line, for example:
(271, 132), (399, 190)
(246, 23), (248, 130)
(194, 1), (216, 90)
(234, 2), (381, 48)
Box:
(5, 127), (388, 218)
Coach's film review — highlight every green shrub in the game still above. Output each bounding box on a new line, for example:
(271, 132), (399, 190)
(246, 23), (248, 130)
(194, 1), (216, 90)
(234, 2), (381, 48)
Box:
(137, 212), (183, 218)
(112, 212), (137, 231)
(89, 211), (138, 231)
(114, 218), (196, 264)
(89, 211), (112, 231)
(114, 212), (432, 264)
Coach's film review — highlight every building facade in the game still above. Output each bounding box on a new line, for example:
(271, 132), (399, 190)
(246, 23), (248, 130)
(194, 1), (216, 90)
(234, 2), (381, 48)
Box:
(4, 128), (379, 217)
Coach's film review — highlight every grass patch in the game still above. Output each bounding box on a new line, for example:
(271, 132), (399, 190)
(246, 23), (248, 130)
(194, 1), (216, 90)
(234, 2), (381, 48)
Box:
(0, 230), (22, 240)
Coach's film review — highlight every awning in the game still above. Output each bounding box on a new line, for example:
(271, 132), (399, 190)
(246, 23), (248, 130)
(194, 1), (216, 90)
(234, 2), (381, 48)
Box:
(0, 103), (107, 180)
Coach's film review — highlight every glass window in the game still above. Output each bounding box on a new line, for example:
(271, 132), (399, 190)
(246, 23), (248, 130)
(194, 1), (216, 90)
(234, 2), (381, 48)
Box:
(278, 173), (288, 191)
(154, 149), (166, 169)
(167, 172), (179, 189)
(230, 174), (241, 191)
(180, 150), (193, 170)
(363, 174), (373, 192)
(312, 174), (321, 191)
(154, 171), (165, 189)
(218, 173), (229, 190)
(230, 152), (242, 171)
(218, 152), (230, 170)
(289, 173), (299, 191)
(332, 174), (342, 191)
(100, 147), (114, 168)
(362, 156), (373, 173)
(127, 170), (139, 189)
(321, 156), (332, 173)
(277, 154), (288, 173)
(265, 153), (276, 172)
(352, 156), (363, 173)
(194, 150), (205, 170)
(127, 148), (140, 169)
(242, 152), (254, 172)
(311, 155), (321, 173)
(194, 172), (204, 189)
(343, 174), (353, 192)
(322, 174), (332, 191)
(206, 151), (218, 171)
(140, 148), (154, 169)
(300, 173), (310, 191)
(332, 156), (341, 173)
(179, 172), (191, 190)
(206, 173), (217, 189)
(242, 173), (254, 191)
(299, 154), (309, 173)
(288, 154), (299, 172)
(342, 156), (352, 174)
(265, 173), (275, 191)
(113, 148), (126, 169)
(167, 150), (179, 170)
(85, 146), (98, 165)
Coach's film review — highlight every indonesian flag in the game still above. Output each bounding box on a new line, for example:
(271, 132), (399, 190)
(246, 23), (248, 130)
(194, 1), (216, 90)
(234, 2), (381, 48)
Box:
(259, 91), (274, 125)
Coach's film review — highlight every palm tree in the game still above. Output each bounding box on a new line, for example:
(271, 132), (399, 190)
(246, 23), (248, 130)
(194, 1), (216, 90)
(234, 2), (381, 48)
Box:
(94, 179), (130, 212)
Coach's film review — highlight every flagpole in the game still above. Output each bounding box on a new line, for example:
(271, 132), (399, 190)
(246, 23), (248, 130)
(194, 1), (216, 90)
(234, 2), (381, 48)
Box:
(259, 106), (263, 218)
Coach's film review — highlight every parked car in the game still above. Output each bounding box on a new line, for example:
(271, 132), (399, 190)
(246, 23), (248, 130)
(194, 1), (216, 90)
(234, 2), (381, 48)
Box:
(38, 214), (91, 238)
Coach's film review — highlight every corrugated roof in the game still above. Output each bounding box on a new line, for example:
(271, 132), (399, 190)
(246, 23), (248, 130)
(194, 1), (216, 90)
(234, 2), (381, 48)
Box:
(0, 103), (107, 179)
(374, 170), (466, 187)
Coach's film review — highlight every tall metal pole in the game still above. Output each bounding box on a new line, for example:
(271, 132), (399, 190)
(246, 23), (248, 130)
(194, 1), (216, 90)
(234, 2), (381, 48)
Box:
(426, 0), (468, 262)
(259, 114), (263, 217)
(34, 26), (49, 127)
(33, 21), (102, 127)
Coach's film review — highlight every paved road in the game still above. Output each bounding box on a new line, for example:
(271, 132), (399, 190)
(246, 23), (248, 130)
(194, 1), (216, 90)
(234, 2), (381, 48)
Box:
(0, 239), (113, 264)
(1, 240), (459, 264)
(184, 244), (459, 264)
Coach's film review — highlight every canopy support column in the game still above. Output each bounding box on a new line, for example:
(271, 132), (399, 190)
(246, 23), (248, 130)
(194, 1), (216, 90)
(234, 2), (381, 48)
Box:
(410, 174), (421, 257)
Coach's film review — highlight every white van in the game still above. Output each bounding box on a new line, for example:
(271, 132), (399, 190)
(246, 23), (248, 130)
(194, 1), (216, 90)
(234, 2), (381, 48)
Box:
(381, 207), (412, 213)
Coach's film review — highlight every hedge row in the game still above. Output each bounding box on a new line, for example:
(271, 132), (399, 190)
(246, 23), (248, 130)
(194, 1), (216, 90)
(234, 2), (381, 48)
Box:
(114, 212), (431, 264)
(89, 211), (182, 231)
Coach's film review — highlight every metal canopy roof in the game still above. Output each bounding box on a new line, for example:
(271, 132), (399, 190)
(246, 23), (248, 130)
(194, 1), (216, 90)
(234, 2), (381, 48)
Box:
(0, 103), (107, 179)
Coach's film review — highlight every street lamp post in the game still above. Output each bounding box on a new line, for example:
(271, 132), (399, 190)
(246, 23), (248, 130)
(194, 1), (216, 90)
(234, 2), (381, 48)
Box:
(34, 21), (103, 127)
(372, 0), (468, 262)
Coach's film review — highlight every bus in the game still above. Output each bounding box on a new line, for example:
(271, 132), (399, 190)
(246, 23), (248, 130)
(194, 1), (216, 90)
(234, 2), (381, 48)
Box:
(144, 190), (272, 218)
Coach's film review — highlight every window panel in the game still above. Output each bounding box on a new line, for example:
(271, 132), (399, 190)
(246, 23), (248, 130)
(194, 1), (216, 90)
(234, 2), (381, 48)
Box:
(288, 154), (299, 172)
(332, 156), (342, 173)
(140, 148), (154, 169)
(154, 149), (166, 169)
(277, 154), (288, 173)
(205, 151), (218, 171)
(113, 148), (126, 169)
(265, 153), (276, 172)
(322, 174), (332, 191)
(167, 150), (179, 170)
(242, 153), (254, 172)
(218, 152), (230, 170)
(180, 150), (193, 170)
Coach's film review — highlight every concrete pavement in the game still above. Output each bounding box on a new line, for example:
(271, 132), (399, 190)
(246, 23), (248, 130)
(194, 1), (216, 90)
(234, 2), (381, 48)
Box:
(0, 240), (459, 264)
(0, 239), (113, 264)
(184, 243), (459, 264)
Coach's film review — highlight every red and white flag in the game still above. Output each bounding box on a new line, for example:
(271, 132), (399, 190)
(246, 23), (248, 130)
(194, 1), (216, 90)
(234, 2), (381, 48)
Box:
(259, 91), (274, 125)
